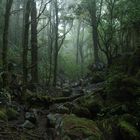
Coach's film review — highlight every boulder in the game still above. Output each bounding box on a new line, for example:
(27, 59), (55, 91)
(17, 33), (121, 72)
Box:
(118, 120), (140, 140)
(25, 111), (36, 123)
(21, 120), (35, 129)
(47, 114), (104, 140)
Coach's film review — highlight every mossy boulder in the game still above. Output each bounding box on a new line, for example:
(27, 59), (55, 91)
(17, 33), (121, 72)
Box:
(97, 117), (120, 140)
(0, 107), (19, 121)
(74, 93), (103, 118)
(71, 104), (91, 118)
(6, 108), (19, 120)
(62, 114), (104, 140)
(91, 71), (105, 83)
(47, 114), (104, 140)
(105, 73), (140, 101)
(0, 109), (7, 121)
(118, 120), (140, 140)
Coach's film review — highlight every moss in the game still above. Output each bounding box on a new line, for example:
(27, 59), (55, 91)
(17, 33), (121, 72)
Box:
(75, 94), (103, 118)
(91, 71), (105, 83)
(0, 109), (7, 121)
(118, 120), (140, 140)
(6, 108), (19, 120)
(135, 70), (140, 79)
(71, 105), (91, 118)
(62, 114), (104, 140)
(105, 73), (140, 101)
(96, 117), (119, 140)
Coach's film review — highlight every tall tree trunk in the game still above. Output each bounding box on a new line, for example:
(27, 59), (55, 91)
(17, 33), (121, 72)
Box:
(22, 0), (31, 92)
(91, 0), (99, 65)
(2, 0), (13, 88)
(31, 0), (38, 85)
(47, 2), (53, 86)
(53, 0), (59, 86)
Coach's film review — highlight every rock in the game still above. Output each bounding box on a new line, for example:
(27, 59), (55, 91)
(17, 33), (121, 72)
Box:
(60, 114), (104, 140)
(118, 120), (140, 140)
(105, 73), (140, 101)
(91, 72), (105, 83)
(47, 113), (104, 139)
(75, 94), (103, 118)
(25, 111), (36, 123)
(56, 105), (69, 114)
(97, 117), (120, 140)
(47, 113), (62, 128)
(71, 104), (91, 118)
(62, 89), (72, 97)
(21, 120), (35, 129)
(0, 90), (11, 106)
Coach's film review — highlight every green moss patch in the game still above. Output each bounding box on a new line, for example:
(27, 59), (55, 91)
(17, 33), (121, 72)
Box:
(62, 114), (104, 140)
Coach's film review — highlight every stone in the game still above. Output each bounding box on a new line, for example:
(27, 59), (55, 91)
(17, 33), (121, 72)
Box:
(25, 111), (36, 123)
(21, 120), (35, 129)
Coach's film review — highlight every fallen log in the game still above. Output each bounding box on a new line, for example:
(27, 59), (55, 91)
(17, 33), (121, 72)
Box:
(26, 93), (85, 108)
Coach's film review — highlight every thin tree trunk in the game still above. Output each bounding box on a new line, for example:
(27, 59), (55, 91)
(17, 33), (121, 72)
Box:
(76, 20), (81, 64)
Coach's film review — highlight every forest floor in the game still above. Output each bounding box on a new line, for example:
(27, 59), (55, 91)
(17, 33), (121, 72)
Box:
(1, 49), (140, 140)
(0, 79), (105, 140)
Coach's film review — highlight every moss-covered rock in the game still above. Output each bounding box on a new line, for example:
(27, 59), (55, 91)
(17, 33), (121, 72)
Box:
(97, 117), (120, 140)
(0, 107), (19, 121)
(6, 108), (19, 120)
(47, 114), (104, 140)
(74, 93), (103, 118)
(91, 71), (105, 83)
(71, 104), (91, 118)
(62, 114), (104, 140)
(0, 109), (7, 121)
(118, 120), (140, 140)
(105, 73), (140, 101)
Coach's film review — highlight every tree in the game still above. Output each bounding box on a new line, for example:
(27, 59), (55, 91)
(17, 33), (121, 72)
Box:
(53, 0), (59, 86)
(2, 0), (13, 88)
(31, 0), (38, 85)
(22, 0), (31, 91)
(77, 0), (103, 65)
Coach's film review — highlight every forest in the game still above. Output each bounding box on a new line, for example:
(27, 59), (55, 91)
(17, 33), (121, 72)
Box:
(0, 0), (140, 139)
